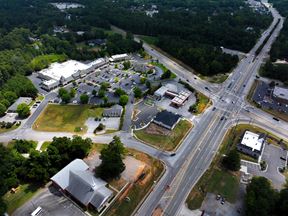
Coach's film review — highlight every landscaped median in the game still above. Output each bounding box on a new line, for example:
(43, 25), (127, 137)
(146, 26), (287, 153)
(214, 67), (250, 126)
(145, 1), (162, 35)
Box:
(133, 119), (193, 151)
(33, 104), (103, 133)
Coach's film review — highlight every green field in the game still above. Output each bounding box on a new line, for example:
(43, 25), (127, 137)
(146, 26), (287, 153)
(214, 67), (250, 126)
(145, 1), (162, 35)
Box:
(187, 168), (239, 210)
(33, 104), (103, 133)
(3, 183), (42, 214)
(134, 120), (192, 151)
(30, 54), (67, 71)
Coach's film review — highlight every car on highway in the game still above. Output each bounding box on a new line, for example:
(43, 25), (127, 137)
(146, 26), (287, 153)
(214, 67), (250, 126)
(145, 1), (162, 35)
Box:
(273, 117), (280, 121)
(212, 107), (216, 111)
(170, 153), (176, 157)
(220, 116), (225, 121)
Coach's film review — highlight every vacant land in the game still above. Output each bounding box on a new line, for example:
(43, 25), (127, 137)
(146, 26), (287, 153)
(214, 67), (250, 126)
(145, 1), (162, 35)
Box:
(33, 104), (103, 133)
(104, 148), (164, 216)
(134, 119), (192, 151)
(192, 92), (211, 115)
(3, 183), (42, 215)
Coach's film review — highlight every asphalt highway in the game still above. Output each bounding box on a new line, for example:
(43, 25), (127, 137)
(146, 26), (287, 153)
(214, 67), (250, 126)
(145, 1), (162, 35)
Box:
(135, 1), (287, 216)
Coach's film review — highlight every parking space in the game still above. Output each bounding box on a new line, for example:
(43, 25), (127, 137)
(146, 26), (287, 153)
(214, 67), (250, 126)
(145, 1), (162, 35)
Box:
(241, 144), (287, 189)
(132, 99), (159, 129)
(253, 81), (288, 113)
(13, 186), (86, 216)
(200, 191), (245, 216)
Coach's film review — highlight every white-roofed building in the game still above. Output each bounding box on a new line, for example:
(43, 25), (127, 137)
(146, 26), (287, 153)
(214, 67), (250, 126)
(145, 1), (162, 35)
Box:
(42, 79), (59, 91)
(273, 86), (288, 104)
(51, 159), (113, 212)
(154, 86), (168, 100)
(109, 54), (129, 62)
(237, 131), (266, 159)
(38, 58), (108, 90)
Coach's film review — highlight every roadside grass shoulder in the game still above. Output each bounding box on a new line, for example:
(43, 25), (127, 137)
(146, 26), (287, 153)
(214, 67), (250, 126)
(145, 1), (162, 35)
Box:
(134, 119), (192, 151)
(139, 35), (158, 45)
(33, 104), (103, 133)
(0, 124), (19, 134)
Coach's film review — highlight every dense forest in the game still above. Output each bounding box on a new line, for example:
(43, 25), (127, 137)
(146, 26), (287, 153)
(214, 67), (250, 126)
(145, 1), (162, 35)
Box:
(82, 0), (271, 75)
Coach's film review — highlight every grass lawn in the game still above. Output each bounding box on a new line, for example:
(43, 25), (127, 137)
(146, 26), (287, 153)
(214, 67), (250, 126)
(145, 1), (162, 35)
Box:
(187, 168), (239, 210)
(134, 120), (192, 151)
(33, 104), (103, 133)
(3, 183), (42, 215)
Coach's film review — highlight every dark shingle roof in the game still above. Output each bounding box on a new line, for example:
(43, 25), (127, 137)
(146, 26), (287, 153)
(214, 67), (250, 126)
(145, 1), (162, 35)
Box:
(153, 110), (181, 128)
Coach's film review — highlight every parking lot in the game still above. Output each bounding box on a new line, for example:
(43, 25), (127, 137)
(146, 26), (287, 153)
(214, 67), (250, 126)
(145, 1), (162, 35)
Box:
(132, 98), (159, 129)
(253, 81), (288, 114)
(200, 191), (245, 216)
(13, 186), (86, 216)
(241, 144), (287, 189)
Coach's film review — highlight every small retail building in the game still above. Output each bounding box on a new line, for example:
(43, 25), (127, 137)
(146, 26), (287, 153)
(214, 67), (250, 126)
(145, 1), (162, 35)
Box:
(153, 110), (181, 130)
(237, 131), (266, 159)
(273, 86), (288, 104)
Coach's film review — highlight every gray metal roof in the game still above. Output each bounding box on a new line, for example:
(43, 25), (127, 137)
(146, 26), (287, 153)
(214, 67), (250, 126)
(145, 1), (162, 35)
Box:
(51, 159), (88, 189)
(90, 187), (113, 210)
(51, 159), (113, 210)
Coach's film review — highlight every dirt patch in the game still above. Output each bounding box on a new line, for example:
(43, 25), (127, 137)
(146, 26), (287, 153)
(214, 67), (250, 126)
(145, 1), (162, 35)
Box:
(152, 206), (163, 216)
(122, 156), (146, 182)
(145, 123), (171, 136)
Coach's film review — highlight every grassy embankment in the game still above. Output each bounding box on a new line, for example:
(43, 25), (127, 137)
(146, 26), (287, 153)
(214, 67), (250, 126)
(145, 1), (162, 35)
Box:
(134, 119), (192, 151)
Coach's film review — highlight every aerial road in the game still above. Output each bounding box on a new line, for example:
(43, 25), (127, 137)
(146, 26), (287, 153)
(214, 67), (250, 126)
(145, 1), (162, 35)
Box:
(135, 1), (287, 216)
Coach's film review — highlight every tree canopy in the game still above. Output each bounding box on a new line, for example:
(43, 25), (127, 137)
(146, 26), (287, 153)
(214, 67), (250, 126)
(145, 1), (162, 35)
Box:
(96, 136), (126, 180)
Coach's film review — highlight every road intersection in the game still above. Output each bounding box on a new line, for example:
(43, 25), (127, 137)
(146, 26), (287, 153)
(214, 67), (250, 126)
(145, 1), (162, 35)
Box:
(0, 1), (288, 216)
